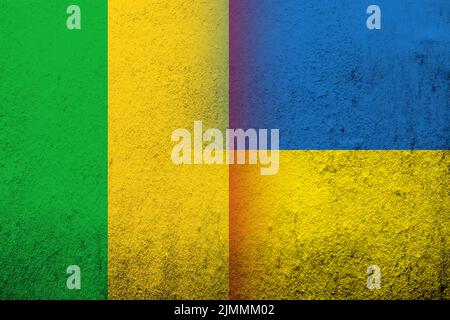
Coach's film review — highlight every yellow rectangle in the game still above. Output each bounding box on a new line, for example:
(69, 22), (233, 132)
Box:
(108, 0), (229, 299)
(230, 151), (449, 299)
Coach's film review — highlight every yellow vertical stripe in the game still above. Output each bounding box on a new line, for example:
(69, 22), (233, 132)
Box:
(108, 0), (229, 299)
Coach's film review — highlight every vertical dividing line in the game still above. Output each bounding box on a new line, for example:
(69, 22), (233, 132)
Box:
(228, 0), (233, 300)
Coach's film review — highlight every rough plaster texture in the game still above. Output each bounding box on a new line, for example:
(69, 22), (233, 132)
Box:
(0, 1), (107, 299)
(230, 0), (449, 149)
(229, 0), (449, 300)
(230, 151), (449, 299)
(108, 0), (229, 299)
(1, 0), (448, 301)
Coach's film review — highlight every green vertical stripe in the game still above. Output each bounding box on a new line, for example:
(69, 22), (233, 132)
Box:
(0, 1), (107, 299)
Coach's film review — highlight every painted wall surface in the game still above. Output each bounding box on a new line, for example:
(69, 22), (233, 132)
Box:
(108, 0), (229, 299)
(229, 0), (449, 299)
(0, 1), (107, 299)
(230, 0), (449, 150)
(0, 1), (448, 300)
(230, 151), (449, 299)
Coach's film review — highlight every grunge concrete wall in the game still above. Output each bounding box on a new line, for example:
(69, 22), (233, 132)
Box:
(108, 0), (229, 299)
(229, 0), (449, 299)
(0, 0), (448, 301)
(230, 151), (449, 299)
(0, 1), (107, 299)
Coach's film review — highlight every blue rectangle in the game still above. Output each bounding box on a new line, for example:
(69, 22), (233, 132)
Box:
(230, 0), (449, 150)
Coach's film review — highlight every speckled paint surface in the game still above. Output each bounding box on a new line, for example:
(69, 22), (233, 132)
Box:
(230, 0), (449, 149)
(229, 0), (449, 299)
(0, 0), (448, 300)
(108, 0), (229, 299)
(0, 1), (107, 299)
(230, 151), (449, 299)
